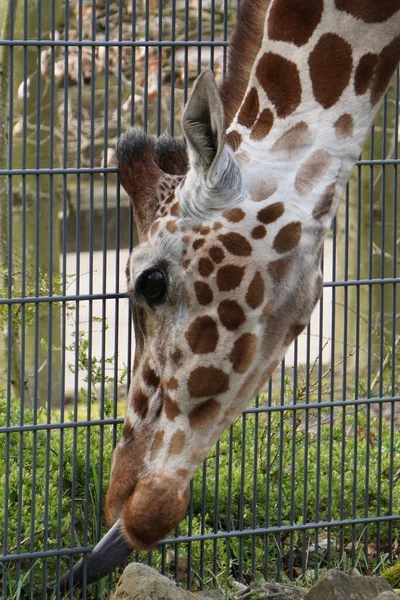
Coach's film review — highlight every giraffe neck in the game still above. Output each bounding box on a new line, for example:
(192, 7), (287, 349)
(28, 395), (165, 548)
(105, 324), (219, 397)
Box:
(224, 0), (400, 228)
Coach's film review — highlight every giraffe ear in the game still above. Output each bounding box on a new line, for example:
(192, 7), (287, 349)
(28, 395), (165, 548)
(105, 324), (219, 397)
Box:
(181, 69), (226, 181)
(117, 129), (185, 241)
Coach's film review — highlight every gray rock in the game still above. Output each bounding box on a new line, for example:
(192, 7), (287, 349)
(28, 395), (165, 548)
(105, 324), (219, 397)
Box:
(247, 580), (306, 599)
(111, 563), (190, 600)
(304, 570), (398, 600)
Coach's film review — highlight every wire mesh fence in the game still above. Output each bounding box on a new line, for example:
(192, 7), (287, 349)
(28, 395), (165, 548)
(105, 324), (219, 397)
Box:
(0, 0), (399, 598)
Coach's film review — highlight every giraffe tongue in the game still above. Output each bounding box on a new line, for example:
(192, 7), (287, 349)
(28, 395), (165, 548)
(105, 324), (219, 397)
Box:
(55, 520), (132, 593)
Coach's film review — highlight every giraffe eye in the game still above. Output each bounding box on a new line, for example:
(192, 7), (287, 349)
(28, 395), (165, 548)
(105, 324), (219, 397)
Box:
(137, 269), (167, 303)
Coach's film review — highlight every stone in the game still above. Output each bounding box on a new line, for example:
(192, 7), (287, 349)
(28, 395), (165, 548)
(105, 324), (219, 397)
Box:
(248, 580), (306, 599)
(111, 563), (190, 600)
(111, 563), (226, 600)
(304, 569), (398, 600)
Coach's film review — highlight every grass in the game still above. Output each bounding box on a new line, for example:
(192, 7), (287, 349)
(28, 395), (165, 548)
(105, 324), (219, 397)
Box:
(2, 381), (400, 598)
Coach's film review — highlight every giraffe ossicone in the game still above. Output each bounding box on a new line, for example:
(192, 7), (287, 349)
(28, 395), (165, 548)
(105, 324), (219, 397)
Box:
(59, 0), (400, 591)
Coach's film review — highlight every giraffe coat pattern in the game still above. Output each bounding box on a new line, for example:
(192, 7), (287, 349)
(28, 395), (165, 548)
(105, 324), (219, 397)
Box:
(99, 0), (400, 566)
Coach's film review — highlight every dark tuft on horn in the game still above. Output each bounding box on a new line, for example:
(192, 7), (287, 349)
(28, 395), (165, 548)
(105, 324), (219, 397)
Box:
(154, 132), (188, 176)
(116, 128), (155, 168)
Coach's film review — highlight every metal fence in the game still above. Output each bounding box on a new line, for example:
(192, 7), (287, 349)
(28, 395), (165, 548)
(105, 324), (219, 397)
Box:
(0, 1), (399, 598)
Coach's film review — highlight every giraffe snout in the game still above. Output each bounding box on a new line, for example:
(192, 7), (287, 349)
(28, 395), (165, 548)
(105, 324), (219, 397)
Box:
(120, 473), (190, 549)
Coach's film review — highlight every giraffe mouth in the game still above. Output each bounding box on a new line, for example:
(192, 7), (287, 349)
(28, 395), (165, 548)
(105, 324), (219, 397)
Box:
(57, 474), (191, 592)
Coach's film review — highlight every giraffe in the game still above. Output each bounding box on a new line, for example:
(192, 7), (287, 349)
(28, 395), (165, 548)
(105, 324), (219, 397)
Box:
(59, 0), (400, 590)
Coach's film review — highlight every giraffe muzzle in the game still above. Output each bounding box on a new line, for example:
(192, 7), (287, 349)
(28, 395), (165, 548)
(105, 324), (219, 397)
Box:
(119, 473), (191, 550)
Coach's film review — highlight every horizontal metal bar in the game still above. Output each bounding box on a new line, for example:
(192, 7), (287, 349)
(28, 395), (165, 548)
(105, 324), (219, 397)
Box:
(0, 277), (399, 307)
(0, 292), (127, 305)
(1, 159), (399, 176)
(161, 514), (400, 545)
(326, 277), (400, 287)
(0, 39), (229, 48)
(1, 514), (399, 563)
(242, 395), (400, 415)
(0, 545), (94, 563)
(0, 417), (124, 435)
(0, 395), (397, 436)
(0, 167), (117, 176)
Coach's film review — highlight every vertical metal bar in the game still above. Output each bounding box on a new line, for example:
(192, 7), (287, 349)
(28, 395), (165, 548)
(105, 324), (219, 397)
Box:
(238, 412), (247, 580)
(388, 67), (399, 561)
(339, 182), (350, 559)
(3, 4), (16, 597)
(327, 213), (338, 568)
(67, 0), (83, 594)
(16, 1), (29, 586)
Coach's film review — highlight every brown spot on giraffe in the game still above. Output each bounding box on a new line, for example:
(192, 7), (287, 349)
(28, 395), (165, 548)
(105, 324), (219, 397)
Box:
(256, 52), (302, 118)
(251, 180), (278, 202)
(182, 234), (191, 244)
(193, 224), (211, 235)
(164, 394), (181, 421)
(284, 323), (306, 346)
(270, 122), (311, 160)
(185, 316), (219, 354)
(223, 207), (245, 223)
(170, 201), (180, 216)
(257, 202), (285, 224)
(273, 222), (302, 254)
(150, 221), (160, 236)
(213, 222), (223, 231)
(312, 183), (336, 220)
(183, 260), (191, 270)
(188, 366), (230, 398)
(142, 363), (160, 388)
(334, 0), (400, 23)
(268, 0), (323, 46)
(218, 232), (252, 257)
(371, 36), (400, 106)
(246, 272), (265, 309)
(250, 109), (274, 141)
(167, 377), (179, 391)
(218, 300), (246, 330)
(193, 238), (205, 251)
(194, 281), (213, 305)
(309, 33), (353, 109)
(295, 150), (332, 196)
(354, 53), (379, 95)
(168, 430), (186, 455)
(189, 398), (221, 430)
(177, 468), (189, 479)
(226, 130), (242, 151)
(209, 246), (225, 264)
(334, 114), (354, 140)
(198, 257), (214, 277)
(237, 86), (260, 128)
(229, 333), (258, 373)
(217, 265), (245, 291)
(251, 225), (267, 239)
(170, 347), (182, 365)
(133, 389), (149, 419)
(150, 430), (165, 460)
(268, 256), (292, 283)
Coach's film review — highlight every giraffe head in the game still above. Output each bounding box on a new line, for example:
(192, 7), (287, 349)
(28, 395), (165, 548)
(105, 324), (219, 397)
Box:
(58, 1), (400, 590)
(105, 70), (321, 550)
